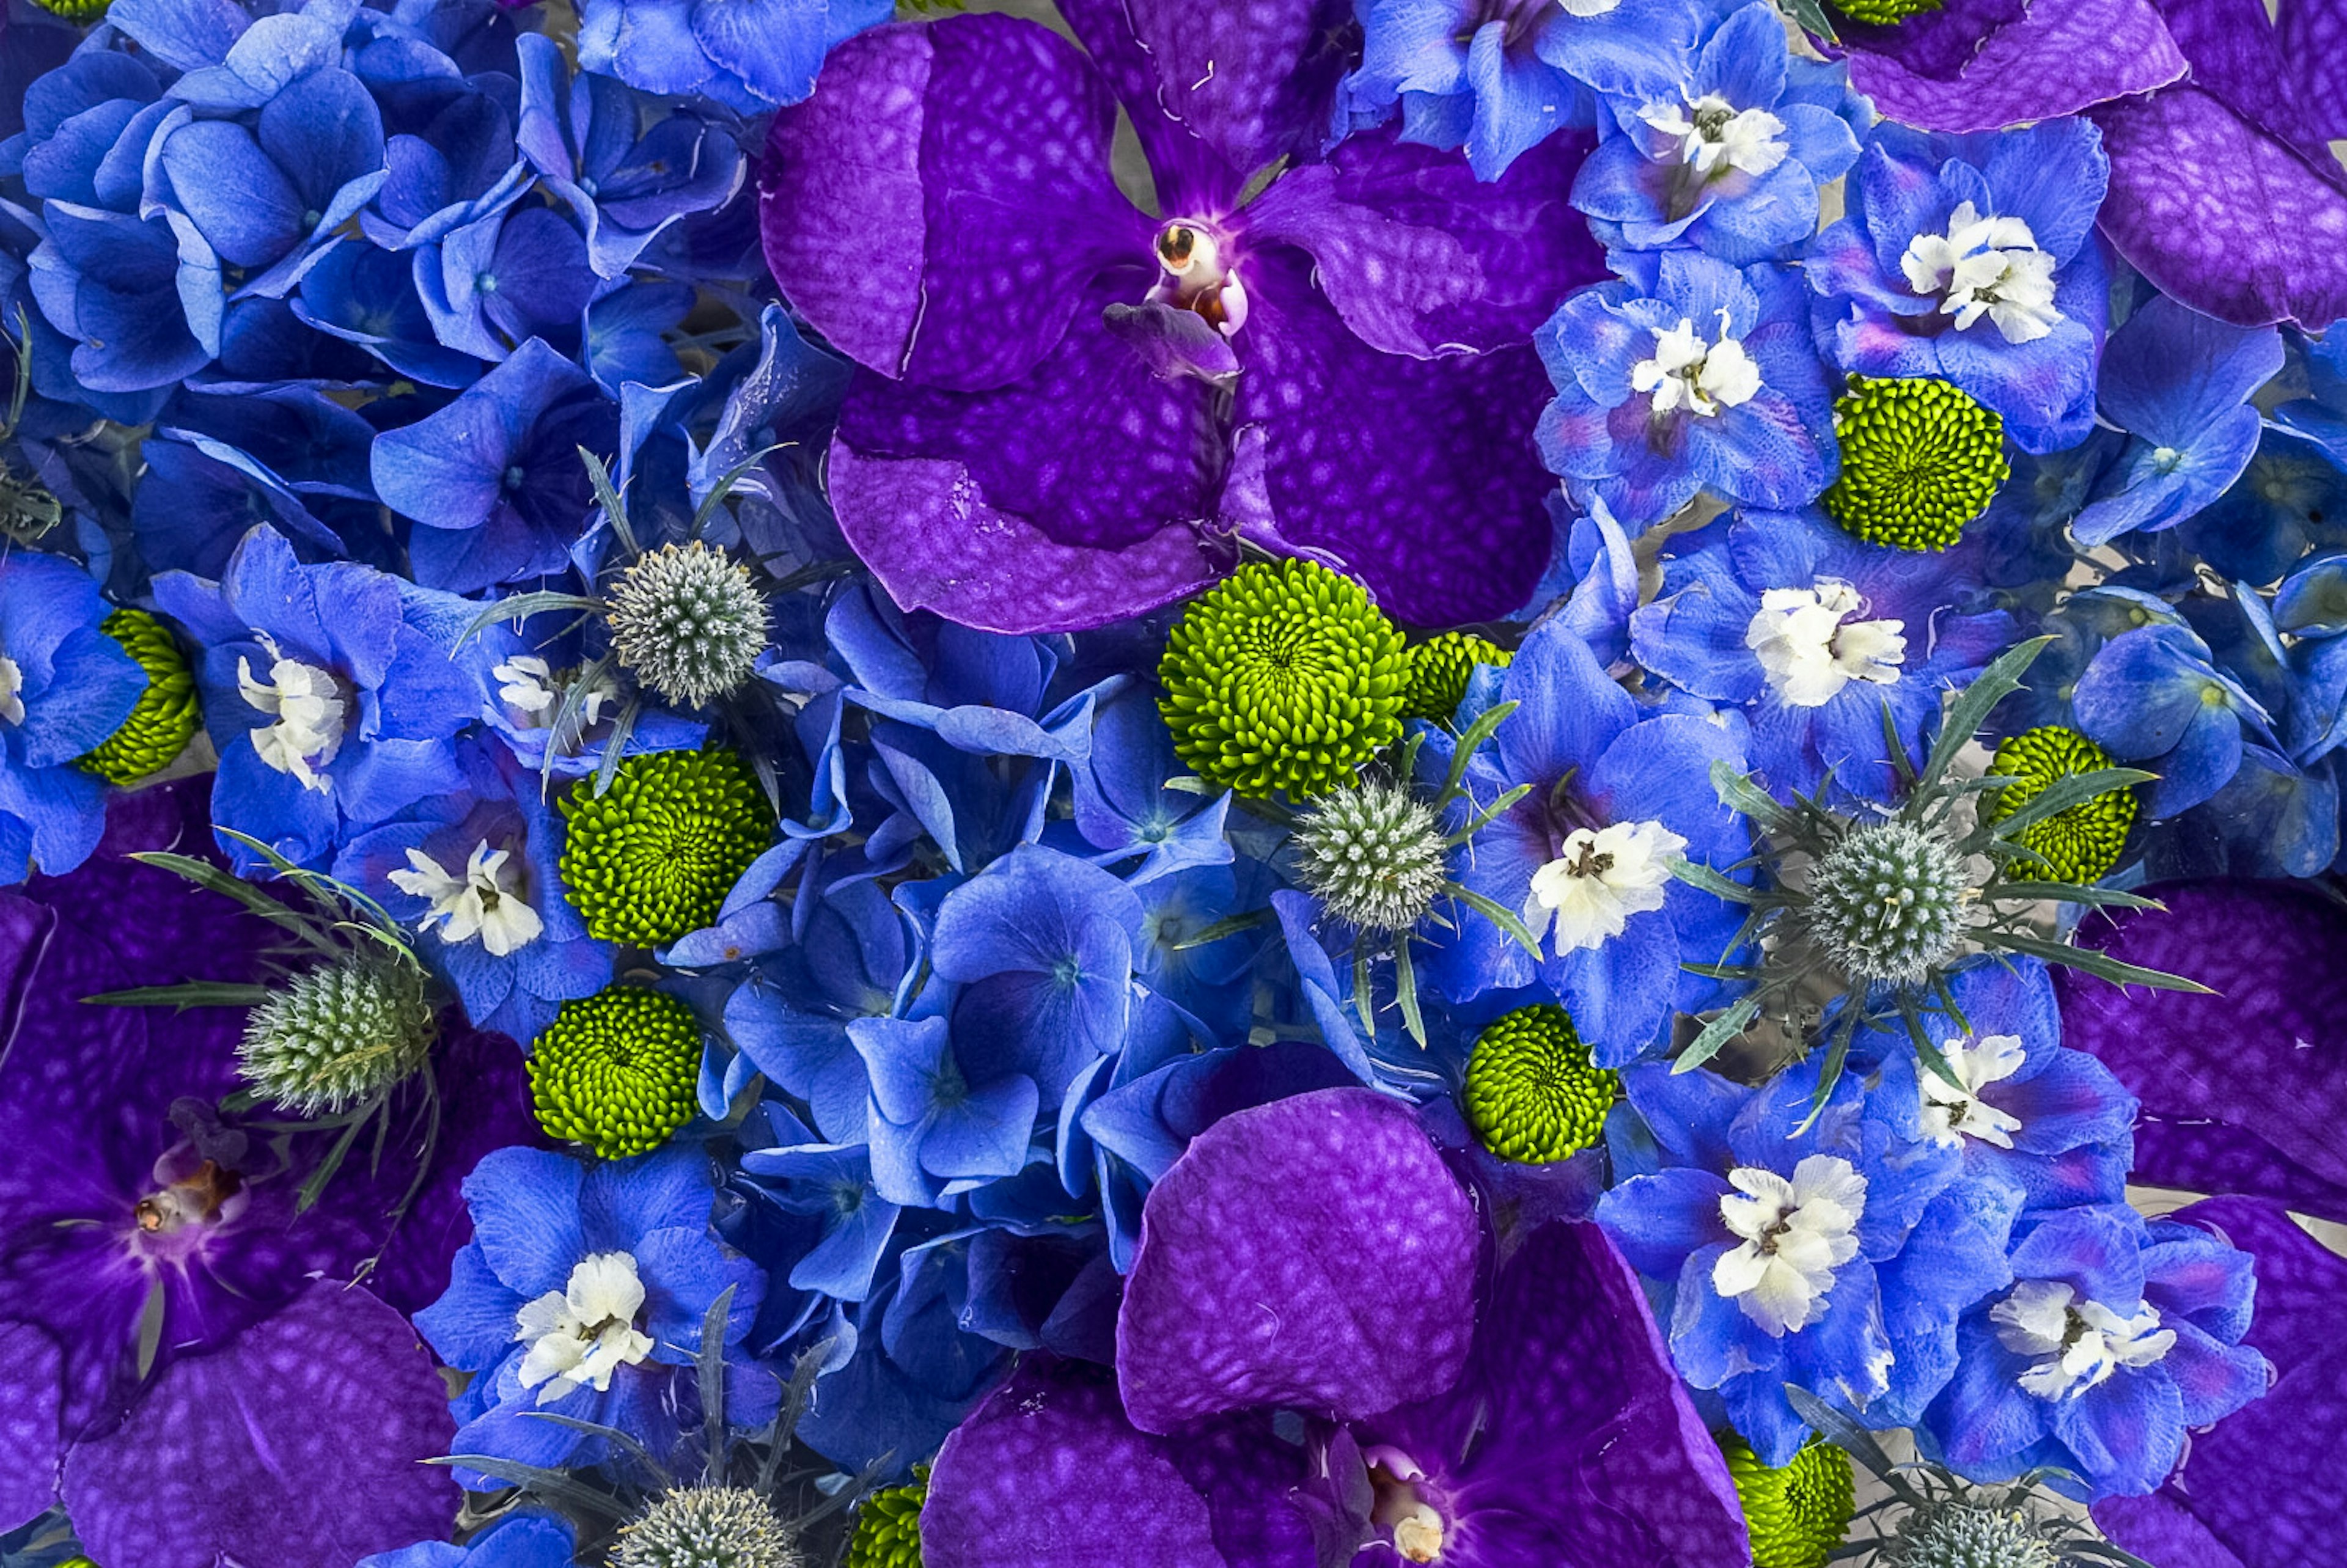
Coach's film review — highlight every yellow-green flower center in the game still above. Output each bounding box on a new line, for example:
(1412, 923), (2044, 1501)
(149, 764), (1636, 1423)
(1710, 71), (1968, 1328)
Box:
(528, 985), (703, 1159)
(1985, 725), (2136, 884)
(1723, 1436), (1854, 1568)
(559, 747), (771, 947)
(79, 608), (201, 784)
(1399, 632), (1511, 724)
(1822, 376), (2007, 551)
(1462, 1004), (1618, 1163)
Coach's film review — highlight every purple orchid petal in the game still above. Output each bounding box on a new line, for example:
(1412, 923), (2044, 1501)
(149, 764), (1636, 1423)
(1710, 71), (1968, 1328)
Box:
(1243, 126), (1604, 359)
(1843, 0), (2184, 133)
(2091, 85), (2347, 328)
(1115, 1086), (1478, 1435)
(0, 1322), (63, 1531)
(1234, 251), (1559, 628)
(758, 16), (1148, 390)
(61, 1283), (459, 1568)
(2130, 1115), (2347, 1225)
(2095, 1196), (2341, 1568)
(2056, 879), (2347, 1207)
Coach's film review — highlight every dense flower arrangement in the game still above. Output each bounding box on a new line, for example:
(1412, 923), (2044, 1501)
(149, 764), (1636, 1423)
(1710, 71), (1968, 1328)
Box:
(1, 0), (2345, 1563)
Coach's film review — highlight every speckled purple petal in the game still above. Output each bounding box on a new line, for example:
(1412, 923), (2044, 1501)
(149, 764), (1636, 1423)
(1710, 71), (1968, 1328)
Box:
(2095, 1197), (2343, 1568)
(2156, 0), (2333, 167)
(62, 1283), (459, 1568)
(2280, 0), (2347, 144)
(1243, 126), (1604, 359)
(0, 1322), (62, 1531)
(2056, 880), (2347, 1204)
(1844, 0), (2184, 133)
(925, 1355), (1234, 1568)
(2092, 86), (2347, 328)
(2131, 1114), (2347, 1225)
(758, 17), (1147, 390)
(1232, 251), (1557, 629)
(1115, 1086), (1478, 1435)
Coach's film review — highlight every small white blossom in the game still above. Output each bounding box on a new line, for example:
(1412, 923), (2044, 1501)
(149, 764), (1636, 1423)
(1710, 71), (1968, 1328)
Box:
(237, 634), (347, 793)
(1713, 1154), (1868, 1335)
(0, 654), (24, 726)
(1993, 1279), (2174, 1400)
(1524, 819), (1688, 954)
(1639, 92), (1788, 179)
(1745, 580), (1907, 708)
(515, 1251), (656, 1403)
(1633, 310), (1763, 419)
(1901, 201), (2064, 344)
(1917, 1032), (2028, 1149)
(389, 838), (545, 957)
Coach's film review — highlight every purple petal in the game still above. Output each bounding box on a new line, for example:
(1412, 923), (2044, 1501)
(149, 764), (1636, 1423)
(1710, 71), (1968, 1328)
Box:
(758, 16), (1147, 389)
(1844, 0), (2184, 133)
(2094, 1196), (2343, 1568)
(2091, 85), (2347, 328)
(2056, 880), (2347, 1204)
(0, 1322), (62, 1531)
(62, 1284), (460, 1568)
(1115, 1086), (1478, 1434)
(2129, 1114), (2347, 1225)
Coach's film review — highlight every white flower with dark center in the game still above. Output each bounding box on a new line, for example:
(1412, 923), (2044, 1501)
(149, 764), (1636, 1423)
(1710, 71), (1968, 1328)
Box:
(389, 838), (545, 956)
(1713, 1154), (1868, 1335)
(1900, 201), (2064, 344)
(1633, 311), (1763, 419)
(494, 653), (619, 730)
(1917, 1033), (2027, 1148)
(1744, 581), (1907, 708)
(605, 541), (769, 709)
(514, 1250), (656, 1403)
(1639, 92), (1788, 179)
(1524, 819), (1688, 954)
(0, 654), (24, 726)
(1991, 1279), (2175, 1400)
(237, 634), (347, 792)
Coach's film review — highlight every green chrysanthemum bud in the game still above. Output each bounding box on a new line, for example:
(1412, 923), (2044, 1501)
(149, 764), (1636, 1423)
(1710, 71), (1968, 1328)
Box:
(606, 541), (770, 709)
(1882, 1501), (2058, 1568)
(1821, 377), (2007, 552)
(1158, 559), (1409, 800)
(559, 747), (771, 947)
(1463, 1004), (1619, 1163)
(0, 460), (64, 543)
(1722, 1437), (1854, 1568)
(239, 958), (436, 1115)
(845, 1467), (928, 1568)
(1806, 819), (1969, 986)
(528, 985), (702, 1159)
(1984, 725), (2136, 884)
(1400, 632), (1511, 723)
(1293, 779), (1450, 934)
(1828, 0), (1944, 26)
(612, 1487), (803, 1568)
(79, 608), (200, 784)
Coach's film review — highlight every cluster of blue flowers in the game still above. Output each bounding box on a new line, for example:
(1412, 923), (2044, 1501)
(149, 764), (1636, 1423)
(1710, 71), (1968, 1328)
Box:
(2, 0), (2345, 1564)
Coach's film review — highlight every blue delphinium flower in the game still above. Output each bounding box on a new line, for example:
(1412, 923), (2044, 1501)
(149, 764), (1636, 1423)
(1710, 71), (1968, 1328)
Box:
(359, 1514), (575, 1568)
(1571, 2), (1864, 266)
(1536, 251), (1835, 527)
(0, 552), (142, 881)
(1806, 119), (2109, 454)
(576, 0), (891, 114)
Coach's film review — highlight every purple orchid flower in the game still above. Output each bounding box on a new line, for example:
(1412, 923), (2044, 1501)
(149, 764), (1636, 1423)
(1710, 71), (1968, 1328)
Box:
(757, 3), (1607, 634)
(922, 1088), (1753, 1566)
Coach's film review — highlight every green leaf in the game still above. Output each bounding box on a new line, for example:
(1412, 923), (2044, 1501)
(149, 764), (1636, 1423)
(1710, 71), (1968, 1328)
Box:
(690, 441), (788, 538)
(1879, 694), (1918, 791)
(127, 851), (337, 955)
(516, 1412), (675, 1490)
(1985, 880), (2162, 910)
(578, 445), (637, 558)
(1672, 996), (1759, 1075)
(452, 590), (600, 650)
(1989, 768), (2157, 843)
(429, 1454), (633, 1516)
(1915, 636), (2055, 795)
(1796, 1005), (1863, 1134)
(1436, 700), (1518, 805)
(1778, 0), (1837, 42)
(1668, 856), (1756, 904)
(1352, 947), (1377, 1040)
(1708, 758), (1794, 831)
(537, 653), (615, 800)
(1994, 929), (2214, 993)
(1447, 884), (1543, 956)
(699, 1282), (736, 1474)
(83, 981), (276, 1010)
(1442, 782), (1531, 847)
(1170, 907), (1276, 950)
(1897, 993), (1966, 1097)
(1392, 939), (1426, 1046)
(590, 695), (643, 802)
(1780, 1386), (1906, 1492)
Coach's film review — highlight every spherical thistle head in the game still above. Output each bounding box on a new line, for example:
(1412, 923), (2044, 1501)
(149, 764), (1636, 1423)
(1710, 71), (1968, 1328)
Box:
(845, 1467), (929, 1568)
(1828, 0), (1945, 27)
(612, 1487), (804, 1568)
(1881, 1501), (2059, 1568)
(1293, 779), (1450, 935)
(1463, 1004), (1619, 1163)
(606, 541), (770, 710)
(1722, 1437), (1854, 1568)
(79, 608), (201, 785)
(1158, 559), (1409, 800)
(238, 957), (436, 1115)
(1805, 819), (1970, 986)
(528, 984), (702, 1159)
(1984, 725), (2137, 884)
(1399, 632), (1511, 724)
(559, 747), (771, 947)
(1821, 377), (2007, 551)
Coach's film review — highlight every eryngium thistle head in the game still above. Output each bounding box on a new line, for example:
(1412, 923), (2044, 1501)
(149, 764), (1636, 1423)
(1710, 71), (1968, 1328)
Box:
(239, 958), (435, 1114)
(1293, 779), (1449, 934)
(606, 541), (769, 709)
(1881, 1501), (2059, 1568)
(79, 609), (200, 784)
(845, 1467), (928, 1568)
(1722, 1437), (1854, 1568)
(1984, 725), (2136, 884)
(559, 747), (771, 947)
(1805, 819), (1969, 985)
(1821, 376), (2007, 552)
(1463, 1004), (1618, 1163)
(612, 1487), (803, 1568)
(1400, 632), (1511, 723)
(529, 985), (702, 1158)
(1158, 559), (1408, 800)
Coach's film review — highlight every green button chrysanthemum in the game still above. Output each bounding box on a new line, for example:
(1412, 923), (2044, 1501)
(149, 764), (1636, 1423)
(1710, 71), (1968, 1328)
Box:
(1400, 632), (1511, 723)
(1723, 1437), (1854, 1568)
(1158, 559), (1408, 800)
(29, 0), (111, 18)
(1462, 1004), (1619, 1163)
(529, 985), (703, 1159)
(845, 1466), (928, 1568)
(559, 747), (771, 947)
(1827, 0), (1944, 24)
(1985, 725), (2137, 884)
(79, 608), (201, 785)
(1821, 376), (2007, 552)
(239, 958), (437, 1116)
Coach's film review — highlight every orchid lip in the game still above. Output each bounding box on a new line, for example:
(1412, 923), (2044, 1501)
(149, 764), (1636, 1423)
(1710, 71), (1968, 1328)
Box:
(1148, 219), (1249, 337)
